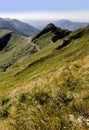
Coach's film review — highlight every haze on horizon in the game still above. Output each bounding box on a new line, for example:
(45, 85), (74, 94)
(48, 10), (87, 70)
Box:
(0, 0), (89, 22)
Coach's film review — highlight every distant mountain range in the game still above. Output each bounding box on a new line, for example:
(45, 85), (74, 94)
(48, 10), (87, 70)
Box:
(54, 19), (89, 31)
(0, 18), (88, 37)
(27, 19), (89, 31)
(0, 18), (39, 36)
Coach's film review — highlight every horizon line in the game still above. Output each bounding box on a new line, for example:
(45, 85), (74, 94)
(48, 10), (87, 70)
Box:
(0, 11), (89, 22)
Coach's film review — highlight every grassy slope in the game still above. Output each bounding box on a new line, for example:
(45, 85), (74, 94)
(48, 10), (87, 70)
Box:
(0, 26), (89, 129)
(0, 29), (34, 71)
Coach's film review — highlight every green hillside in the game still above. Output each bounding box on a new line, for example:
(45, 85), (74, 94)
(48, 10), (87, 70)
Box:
(31, 23), (71, 49)
(0, 29), (38, 72)
(0, 25), (89, 130)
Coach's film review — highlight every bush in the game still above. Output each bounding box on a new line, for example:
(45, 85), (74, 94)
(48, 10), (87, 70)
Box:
(52, 92), (72, 110)
(0, 108), (9, 119)
(35, 92), (50, 105)
(1, 97), (10, 106)
(19, 93), (27, 103)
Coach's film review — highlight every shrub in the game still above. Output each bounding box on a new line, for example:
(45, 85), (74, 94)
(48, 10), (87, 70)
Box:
(0, 108), (9, 119)
(35, 92), (50, 105)
(1, 97), (10, 106)
(52, 92), (72, 110)
(19, 93), (27, 103)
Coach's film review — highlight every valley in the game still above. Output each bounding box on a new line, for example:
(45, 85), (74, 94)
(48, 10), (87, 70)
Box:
(0, 21), (89, 130)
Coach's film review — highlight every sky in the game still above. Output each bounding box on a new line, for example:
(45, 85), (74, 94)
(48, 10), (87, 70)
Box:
(0, 0), (89, 21)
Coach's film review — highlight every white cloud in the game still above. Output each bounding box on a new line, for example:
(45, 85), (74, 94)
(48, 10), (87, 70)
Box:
(0, 11), (89, 22)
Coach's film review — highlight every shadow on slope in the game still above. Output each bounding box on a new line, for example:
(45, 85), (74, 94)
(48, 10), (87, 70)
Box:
(0, 33), (12, 51)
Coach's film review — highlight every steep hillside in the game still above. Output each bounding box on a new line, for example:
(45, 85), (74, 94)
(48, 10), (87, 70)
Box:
(0, 29), (40, 72)
(0, 18), (39, 36)
(32, 23), (71, 49)
(0, 25), (89, 130)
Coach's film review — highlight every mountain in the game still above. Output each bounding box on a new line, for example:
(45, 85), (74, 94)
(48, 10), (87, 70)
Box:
(54, 19), (89, 31)
(23, 19), (52, 30)
(0, 23), (70, 71)
(0, 25), (89, 130)
(0, 18), (39, 36)
(32, 23), (71, 48)
(27, 19), (89, 31)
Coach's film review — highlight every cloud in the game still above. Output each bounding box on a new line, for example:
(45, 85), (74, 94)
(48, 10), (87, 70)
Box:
(0, 11), (89, 22)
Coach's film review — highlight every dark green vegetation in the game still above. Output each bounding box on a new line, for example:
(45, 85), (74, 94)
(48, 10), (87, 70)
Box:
(0, 17), (39, 36)
(32, 23), (71, 42)
(0, 24), (89, 130)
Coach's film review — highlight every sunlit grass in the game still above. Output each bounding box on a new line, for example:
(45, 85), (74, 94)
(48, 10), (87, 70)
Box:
(0, 26), (89, 129)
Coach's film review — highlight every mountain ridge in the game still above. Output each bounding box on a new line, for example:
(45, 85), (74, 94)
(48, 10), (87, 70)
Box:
(32, 23), (71, 44)
(0, 24), (89, 130)
(0, 17), (39, 36)
(27, 19), (89, 31)
(54, 19), (89, 31)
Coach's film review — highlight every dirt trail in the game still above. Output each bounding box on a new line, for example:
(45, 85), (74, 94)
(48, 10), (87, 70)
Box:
(26, 37), (40, 52)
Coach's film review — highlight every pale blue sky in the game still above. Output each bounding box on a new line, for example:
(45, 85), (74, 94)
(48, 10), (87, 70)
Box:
(0, 0), (89, 12)
(0, 0), (89, 21)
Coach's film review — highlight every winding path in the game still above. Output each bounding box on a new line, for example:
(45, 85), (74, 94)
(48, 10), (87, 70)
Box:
(26, 37), (40, 52)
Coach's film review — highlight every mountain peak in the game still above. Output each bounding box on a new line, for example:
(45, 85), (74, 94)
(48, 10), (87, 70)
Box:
(45, 23), (57, 31)
(32, 23), (71, 43)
